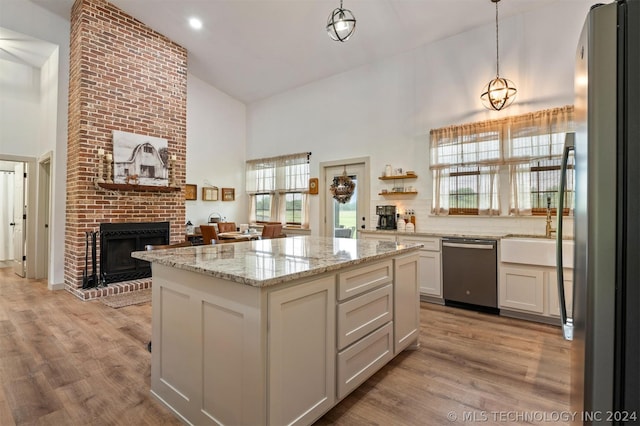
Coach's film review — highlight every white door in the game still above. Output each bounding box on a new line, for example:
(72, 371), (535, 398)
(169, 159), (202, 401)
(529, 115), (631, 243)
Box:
(324, 163), (367, 239)
(12, 162), (26, 277)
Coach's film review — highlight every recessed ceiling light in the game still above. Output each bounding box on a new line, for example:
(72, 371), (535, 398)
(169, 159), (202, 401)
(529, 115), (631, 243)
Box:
(189, 17), (203, 30)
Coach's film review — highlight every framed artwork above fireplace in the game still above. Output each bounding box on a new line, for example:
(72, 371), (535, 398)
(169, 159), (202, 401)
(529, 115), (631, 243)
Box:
(113, 130), (169, 187)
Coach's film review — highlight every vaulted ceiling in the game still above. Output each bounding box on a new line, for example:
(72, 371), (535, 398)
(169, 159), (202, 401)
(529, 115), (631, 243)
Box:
(23, 0), (558, 103)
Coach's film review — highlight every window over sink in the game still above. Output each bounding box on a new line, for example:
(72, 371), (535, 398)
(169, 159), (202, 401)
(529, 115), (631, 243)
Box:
(430, 105), (574, 216)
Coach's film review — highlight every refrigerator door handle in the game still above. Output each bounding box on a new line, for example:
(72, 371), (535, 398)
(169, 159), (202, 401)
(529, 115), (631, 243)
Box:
(556, 132), (575, 341)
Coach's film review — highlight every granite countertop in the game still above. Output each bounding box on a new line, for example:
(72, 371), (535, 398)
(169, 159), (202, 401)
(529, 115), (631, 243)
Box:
(360, 229), (509, 240)
(360, 229), (572, 241)
(132, 235), (423, 288)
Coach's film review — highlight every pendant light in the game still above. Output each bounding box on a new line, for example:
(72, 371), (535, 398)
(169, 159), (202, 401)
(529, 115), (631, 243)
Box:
(330, 166), (356, 204)
(480, 0), (517, 111)
(326, 0), (356, 42)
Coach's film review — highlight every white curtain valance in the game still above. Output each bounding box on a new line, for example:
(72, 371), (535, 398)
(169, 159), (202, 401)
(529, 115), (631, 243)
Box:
(246, 152), (310, 194)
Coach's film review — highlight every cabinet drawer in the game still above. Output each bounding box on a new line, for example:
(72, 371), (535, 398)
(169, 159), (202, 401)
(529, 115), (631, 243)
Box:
(337, 284), (393, 350)
(398, 236), (440, 251)
(337, 260), (393, 301)
(337, 322), (394, 400)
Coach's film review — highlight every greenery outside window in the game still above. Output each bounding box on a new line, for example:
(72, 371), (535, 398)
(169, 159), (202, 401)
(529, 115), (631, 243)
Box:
(246, 152), (311, 227)
(255, 193), (271, 222)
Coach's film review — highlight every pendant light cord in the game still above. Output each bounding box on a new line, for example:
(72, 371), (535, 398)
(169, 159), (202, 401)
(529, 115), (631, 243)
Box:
(495, 0), (500, 77)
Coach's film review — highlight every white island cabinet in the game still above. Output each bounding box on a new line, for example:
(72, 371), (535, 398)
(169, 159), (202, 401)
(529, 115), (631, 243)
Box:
(132, 236), (421, 426)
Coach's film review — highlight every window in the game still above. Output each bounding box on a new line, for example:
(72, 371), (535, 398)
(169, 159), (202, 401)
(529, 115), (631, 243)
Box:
(246, 152), (311, 227)
(286, 193), (303, 224)
(430, 122), (501, 215)
(255, 194), (271, 222)
(430, 105), (574, 216)
(507, 106), (575, 215)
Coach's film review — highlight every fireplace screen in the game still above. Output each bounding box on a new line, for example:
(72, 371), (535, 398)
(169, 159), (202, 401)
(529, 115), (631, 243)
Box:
(100, 222), (169, 284)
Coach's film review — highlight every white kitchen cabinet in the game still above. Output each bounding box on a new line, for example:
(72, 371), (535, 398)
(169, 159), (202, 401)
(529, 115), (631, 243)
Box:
(548, 269), (574, 318)
(499, 265), (545, 314)
(268, 276), (336, 426)
(143, 241), (421, 426)
(398, 236), (442, 300)
(393, 253), (420, 354)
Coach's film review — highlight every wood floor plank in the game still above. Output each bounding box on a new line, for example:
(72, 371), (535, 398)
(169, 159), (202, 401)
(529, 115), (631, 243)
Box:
(0, 267), (570, 425)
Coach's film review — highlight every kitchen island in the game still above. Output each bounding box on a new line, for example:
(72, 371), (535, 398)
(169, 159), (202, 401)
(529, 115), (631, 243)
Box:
(132, 236), (421, 426)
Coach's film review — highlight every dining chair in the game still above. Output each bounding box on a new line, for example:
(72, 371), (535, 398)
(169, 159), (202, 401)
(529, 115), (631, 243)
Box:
(199, 224), (219, 244)
(261, 223), (284, 239)
(217, 222), (237, 233)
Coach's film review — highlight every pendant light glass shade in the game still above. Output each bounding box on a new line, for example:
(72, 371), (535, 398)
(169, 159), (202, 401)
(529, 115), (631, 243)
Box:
(327, 0), (356, 42)
(330, 167), (355, 204)
(480, 0), (517, 111)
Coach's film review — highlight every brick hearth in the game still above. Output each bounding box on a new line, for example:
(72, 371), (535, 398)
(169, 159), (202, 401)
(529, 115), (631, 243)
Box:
(64, 0), (187, 298)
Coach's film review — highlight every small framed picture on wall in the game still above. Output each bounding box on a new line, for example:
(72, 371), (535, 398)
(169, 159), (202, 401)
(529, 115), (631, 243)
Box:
(221, 188), (235, 201)
(185, 184), (197, 200)
(202, 186), (218, 201)
(309, 178), (319, 195)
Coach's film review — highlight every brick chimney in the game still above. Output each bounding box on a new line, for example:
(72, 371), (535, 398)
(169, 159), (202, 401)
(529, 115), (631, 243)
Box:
(65, 0), (187, 299)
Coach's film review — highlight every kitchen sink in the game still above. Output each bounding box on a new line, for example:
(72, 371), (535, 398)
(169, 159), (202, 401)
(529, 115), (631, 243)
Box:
(500, 237), (574, 268)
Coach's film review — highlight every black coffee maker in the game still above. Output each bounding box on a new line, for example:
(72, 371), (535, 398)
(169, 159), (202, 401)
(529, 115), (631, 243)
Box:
(376, 205), (397, 230)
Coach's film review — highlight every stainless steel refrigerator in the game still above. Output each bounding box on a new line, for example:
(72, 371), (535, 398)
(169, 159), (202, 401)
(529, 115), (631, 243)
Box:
(556, 1), (640, 423)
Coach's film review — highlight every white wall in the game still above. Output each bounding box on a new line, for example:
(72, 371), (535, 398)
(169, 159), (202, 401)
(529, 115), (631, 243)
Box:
(1, 0), (69, 287)
(186, 73), (247, 227)
(247, 1), (591, 237)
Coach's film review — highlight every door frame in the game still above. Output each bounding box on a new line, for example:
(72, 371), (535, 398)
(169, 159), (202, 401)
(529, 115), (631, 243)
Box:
(319, 157), (370, 238)
(37, 152), (52, 280)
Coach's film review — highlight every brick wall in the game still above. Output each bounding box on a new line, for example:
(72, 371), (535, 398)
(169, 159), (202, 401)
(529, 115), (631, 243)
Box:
(65, 0), (187, 298)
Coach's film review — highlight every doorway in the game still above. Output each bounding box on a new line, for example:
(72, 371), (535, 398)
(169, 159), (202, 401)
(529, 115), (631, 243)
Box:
(0, 156), (39, 279)
(321, 158), (370, 239)
(0, 163), (17, 269)
(0, 160), (26, 274)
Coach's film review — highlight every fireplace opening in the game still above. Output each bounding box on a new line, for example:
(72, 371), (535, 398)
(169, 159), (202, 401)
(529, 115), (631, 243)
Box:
(100, 222), (169, 284)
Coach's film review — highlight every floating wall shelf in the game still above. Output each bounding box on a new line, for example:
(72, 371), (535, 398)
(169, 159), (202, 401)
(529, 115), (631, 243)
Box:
(378, 173), (418, 180)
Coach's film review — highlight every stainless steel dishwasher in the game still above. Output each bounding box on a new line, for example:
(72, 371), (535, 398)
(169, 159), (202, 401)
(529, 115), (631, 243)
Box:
(442, 237), (498, 312)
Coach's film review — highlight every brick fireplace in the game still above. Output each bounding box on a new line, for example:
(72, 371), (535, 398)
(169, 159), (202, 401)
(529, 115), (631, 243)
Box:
(64, 0), (187, 300)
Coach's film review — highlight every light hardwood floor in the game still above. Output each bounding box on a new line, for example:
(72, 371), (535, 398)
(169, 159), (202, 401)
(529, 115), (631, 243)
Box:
(0, 267), (570, 425)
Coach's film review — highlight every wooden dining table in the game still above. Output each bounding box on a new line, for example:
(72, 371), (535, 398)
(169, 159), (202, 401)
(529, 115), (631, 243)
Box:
(217, 231), (261, 241)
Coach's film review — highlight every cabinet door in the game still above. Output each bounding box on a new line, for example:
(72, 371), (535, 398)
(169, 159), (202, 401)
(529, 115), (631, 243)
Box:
(394, 253), (420, 354)
(499, 265), (544, 313)
(397, 237), (442, 298)
(268, 276), (336, 426)
(418, 250), (441, 297)
(548, 269), (574, 318)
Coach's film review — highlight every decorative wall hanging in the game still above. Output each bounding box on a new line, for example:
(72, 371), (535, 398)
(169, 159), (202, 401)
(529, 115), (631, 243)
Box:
(309, 177), (319, 195)
(329, 167), (355, 204)
(185, 184), (197, 200)
(202, 186), (218, 201)
(113, 130), (169, 186)
(222, 187), (235, 201)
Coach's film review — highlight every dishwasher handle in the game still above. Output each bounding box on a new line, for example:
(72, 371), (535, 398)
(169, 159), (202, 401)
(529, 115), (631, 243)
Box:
(442, 242), (494, 250)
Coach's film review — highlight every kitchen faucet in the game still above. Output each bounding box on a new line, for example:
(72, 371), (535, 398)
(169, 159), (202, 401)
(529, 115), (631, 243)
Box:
(545, 196), (556, 238)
